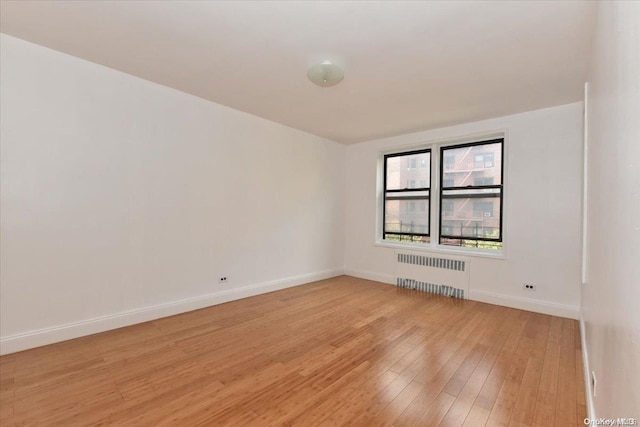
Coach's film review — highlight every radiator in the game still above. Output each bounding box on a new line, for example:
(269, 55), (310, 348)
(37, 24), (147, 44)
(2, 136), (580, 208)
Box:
(395, 251), (470, 299)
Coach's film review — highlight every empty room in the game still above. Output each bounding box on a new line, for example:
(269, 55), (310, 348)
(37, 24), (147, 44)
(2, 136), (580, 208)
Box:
(0, 0), (638, 426)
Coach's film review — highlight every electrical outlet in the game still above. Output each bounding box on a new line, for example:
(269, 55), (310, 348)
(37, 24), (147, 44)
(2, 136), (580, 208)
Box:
(523, 283), (536, 291)
(591, 371), (597, 397)
(218, 277), (228, 283)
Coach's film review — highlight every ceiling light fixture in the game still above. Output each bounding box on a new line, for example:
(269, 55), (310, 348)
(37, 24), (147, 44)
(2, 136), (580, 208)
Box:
(307, 61), (344, 87)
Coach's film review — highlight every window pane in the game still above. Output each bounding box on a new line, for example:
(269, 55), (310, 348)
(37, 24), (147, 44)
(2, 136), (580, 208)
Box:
(385, 152), (431, 190)
(442, 142), (502, 186)
(443, 154), (456, 170)
(473, 176), (494, 186)
(385, 199), (429, 235)
(440, 196), (501, 240)
(442, 200), (454, 217)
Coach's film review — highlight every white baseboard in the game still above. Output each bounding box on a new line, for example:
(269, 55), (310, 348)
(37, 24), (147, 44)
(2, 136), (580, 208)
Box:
(0, 269), (343, 355)
(344, 269), (579, 319)
(343, 269), (395, 285)
(468, 290), (579, 319)
(580, 313), (596, 419)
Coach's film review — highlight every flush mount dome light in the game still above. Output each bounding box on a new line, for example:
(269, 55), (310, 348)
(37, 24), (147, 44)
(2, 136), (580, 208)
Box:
(307, 61), (344, 87)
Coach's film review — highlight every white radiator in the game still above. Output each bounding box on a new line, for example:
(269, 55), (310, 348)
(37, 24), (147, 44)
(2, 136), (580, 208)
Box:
(395, 251), (470, 299)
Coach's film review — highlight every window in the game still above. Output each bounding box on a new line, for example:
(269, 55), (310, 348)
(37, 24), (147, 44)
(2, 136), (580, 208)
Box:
(380, 138), (504, 253)
(473, 201), (494, 218)
(443, 154), (455, 170)
(474, 153), (495, 168)
(383, 150), (431, 243)
(440, 140), (503, 250)
(442, 200), (454, 217)
(473, 176), (494, 186)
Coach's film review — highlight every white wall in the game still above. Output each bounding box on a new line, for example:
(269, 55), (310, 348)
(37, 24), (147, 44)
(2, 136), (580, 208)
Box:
(583, 1), (640, 419)
(0, 34), (345, 354)
(344, 103), (584, 319)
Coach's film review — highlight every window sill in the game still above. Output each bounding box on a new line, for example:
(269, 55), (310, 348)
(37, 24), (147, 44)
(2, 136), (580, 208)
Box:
(374, 240), (506, 260)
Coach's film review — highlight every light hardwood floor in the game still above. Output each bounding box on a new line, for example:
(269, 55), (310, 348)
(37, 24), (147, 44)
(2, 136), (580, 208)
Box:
(0, 276), (586, 426)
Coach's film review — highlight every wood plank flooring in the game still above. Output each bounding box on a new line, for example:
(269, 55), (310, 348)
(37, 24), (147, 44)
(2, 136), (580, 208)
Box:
(0, 275), (586, 426)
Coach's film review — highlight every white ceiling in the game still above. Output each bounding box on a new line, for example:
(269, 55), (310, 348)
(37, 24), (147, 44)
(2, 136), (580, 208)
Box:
(0, 1), (596, 144)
